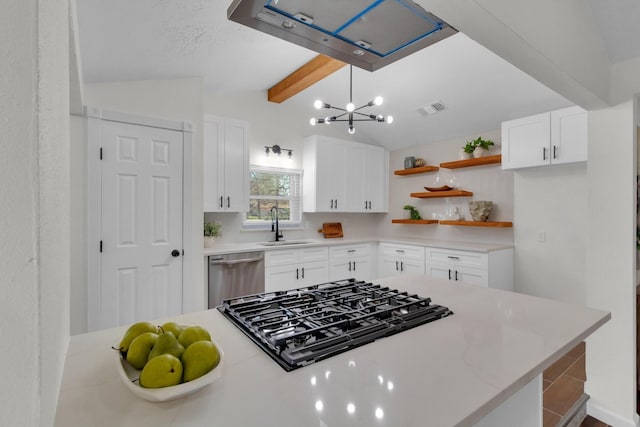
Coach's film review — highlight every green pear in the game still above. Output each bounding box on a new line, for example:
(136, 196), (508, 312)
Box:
(181, 340), (221, 382)
(147, 331), (185, 361)
(139, 354), (183, 388)
(116, 321), (158, 353)
(178, 326), (211, 349)
(126, 332), (158, 370)
(160, 322), (186, 338)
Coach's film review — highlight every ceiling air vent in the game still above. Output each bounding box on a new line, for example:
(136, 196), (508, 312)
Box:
(417, 101), (447, 116)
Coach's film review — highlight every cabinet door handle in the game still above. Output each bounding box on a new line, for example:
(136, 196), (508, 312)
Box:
(219, 196), (223, 209)
(455, 270), (459, 281)
(348, 261), (351, 271)
(353, 261), (356, 271)
(335, 199), (338, 209)
(301, 267), (305, 279)
(227, 196), (230, 208)
(395, 249), (405, 254)
(448, 269), (451, 280)
(396, 261), (399, 271)
(553, 145), (558, 159)
(447, 256), (459, 260)
(330, 199), (334, 209)
(296, 268), (299, 280)
(364, 201), (368, 210)
(368, 201), (372, 210)
(400, 261), (404, 272)
(347, 249), (356, 253)
(543, 147), (548, 160)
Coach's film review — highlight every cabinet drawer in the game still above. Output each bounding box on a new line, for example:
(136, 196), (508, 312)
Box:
(329, 244), (371, 260)
(265, 249), (299, 267)
(379, 243), (424, 260)
(427, 248), (488, 269)
(299, 246), (329, 263)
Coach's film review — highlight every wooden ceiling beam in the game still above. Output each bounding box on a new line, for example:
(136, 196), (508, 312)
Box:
(268, 54), (346, 103)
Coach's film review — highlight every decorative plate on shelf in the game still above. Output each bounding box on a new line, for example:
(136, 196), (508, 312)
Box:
(115, 339), (224, 402)
(424, 185), (453, 192)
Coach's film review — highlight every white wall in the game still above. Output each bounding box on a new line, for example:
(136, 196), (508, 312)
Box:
(513, 163), (587, 304)
(0, 0), (70, 426)
(586, 101), (638, 427)
(379, 129), (514, 245)
(70, 78), (205, 334)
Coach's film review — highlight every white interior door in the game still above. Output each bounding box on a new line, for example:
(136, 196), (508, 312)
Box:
(99, 120), (184, 329)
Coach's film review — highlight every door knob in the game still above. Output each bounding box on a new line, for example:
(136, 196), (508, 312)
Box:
(171, 249), (181, 257)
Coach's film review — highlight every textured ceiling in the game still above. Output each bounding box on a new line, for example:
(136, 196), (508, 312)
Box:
(75, 1), (637, 150)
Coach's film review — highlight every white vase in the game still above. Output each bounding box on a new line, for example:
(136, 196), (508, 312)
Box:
(402, 209), (412, 219)
(204, 236), (216, 248)
(473, 147), (489, 158)
(458, 149), (472, 160)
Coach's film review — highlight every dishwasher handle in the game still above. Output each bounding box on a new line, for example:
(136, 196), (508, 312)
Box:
(210, 256), (263, 266)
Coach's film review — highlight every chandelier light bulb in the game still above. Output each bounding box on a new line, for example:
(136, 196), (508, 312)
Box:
(346, 102), (355, 112)
(387, 115), (394, 124)
(325, 117), (331, 124)
(314, 100), (323, 109)
(348, 125), (355, 134)
(310, 118), (317, 126)
(374, 96), (383, 106)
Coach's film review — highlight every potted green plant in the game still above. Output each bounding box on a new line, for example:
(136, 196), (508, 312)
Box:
(470, 137), (495, 158)
(402, 205), (422, 220)
(459, 141), (475, 160)
(204, 222), (222, 248)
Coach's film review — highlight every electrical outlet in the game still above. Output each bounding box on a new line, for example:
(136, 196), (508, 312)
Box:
(536, 231), (546, 242)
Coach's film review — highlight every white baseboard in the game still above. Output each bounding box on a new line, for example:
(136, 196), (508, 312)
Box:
(587, 400), (639, 427)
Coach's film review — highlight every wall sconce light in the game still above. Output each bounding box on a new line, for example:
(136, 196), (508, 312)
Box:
(265, 144), (293, 158)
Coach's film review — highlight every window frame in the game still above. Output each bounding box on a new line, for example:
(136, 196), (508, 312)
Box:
(243, 165), (303, 230)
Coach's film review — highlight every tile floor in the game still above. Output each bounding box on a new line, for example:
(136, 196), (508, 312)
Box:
(542, 342), (611, 427)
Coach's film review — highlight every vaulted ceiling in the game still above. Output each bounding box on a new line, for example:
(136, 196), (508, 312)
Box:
(75, 0), (640, 150)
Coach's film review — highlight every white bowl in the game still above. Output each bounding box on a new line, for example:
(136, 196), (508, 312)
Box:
(115, 339), (223, 402)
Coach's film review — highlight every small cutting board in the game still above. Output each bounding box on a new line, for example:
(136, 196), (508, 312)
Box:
(318, 222), (343, 238)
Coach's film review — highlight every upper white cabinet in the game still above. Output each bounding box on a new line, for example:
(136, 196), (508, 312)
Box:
(501, 106), (587, 169)
(203, 115), (249, 212)
(303, 135), (348, 212)
(347, 144), (389, 212)
(303, 135), (388, 213)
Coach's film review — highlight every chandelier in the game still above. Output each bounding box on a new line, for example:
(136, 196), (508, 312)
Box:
(309, 65), (393, 135)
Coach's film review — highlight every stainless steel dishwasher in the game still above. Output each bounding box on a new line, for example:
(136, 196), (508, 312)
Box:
(208, 251), (265, 308)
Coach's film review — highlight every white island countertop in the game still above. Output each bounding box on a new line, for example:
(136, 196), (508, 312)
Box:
(55, 275), (609, 427)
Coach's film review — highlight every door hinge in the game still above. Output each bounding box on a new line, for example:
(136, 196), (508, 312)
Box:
(99, 240), (103, 253)
(99, 147), (103, 160)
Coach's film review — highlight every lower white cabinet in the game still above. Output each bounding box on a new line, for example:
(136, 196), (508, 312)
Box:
(329, 244), (373, 281)
(378, 243), (425, 278)
(425, 247), (513, 290)
(265, 246), (329, 292)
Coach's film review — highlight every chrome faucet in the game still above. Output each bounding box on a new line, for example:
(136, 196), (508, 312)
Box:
(270, 207), (283, 242)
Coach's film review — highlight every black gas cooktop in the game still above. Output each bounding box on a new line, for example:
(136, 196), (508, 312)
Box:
(218, 278), (453, 371)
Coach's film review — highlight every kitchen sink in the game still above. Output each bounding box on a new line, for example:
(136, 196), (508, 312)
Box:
(257, 240), (313, 247)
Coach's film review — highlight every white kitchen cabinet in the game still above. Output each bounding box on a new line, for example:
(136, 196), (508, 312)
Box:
(303, 135), (348, 212)
(203, 115), (249, 212)
(378, 243), (425, 278)
(265, 246), (329, 292)
(501, 106), (587, 169)
(347, 143), (389, 212)
(303, 135), (388, 213)
(425, 247), (513, 291)
(329, 243), (373, 281)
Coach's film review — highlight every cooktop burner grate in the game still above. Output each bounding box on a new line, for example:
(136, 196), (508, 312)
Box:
(218, 278), (453, 371)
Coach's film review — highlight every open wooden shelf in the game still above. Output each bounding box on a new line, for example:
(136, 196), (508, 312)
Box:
(438, 220), (513, 228)
(391, 219), (439, 224)
(410, 190), (473, 198)
(394, 165), (439, 175)
(439, 154), (502, 169)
